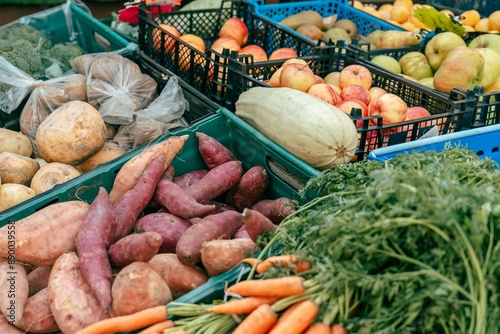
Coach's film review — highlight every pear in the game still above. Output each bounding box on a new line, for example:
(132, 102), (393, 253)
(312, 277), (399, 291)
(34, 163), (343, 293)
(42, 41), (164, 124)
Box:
(333, 19), (358, 38)
(468, 34), (500, 54)
(280, 10), (323, 30)
(371, 55), (401, 73)
(419, 77), (435, 89)
(322, 28), (352, 44)
(399, 52), (433, 80)
(433, 46), (485, 94)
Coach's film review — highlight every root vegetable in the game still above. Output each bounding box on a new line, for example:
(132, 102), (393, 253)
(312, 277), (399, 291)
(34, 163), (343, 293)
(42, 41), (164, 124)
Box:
(201, 238), (256, 277)
(0, 128), (32, 157)
(149, 254), (208, 298)
(30, 162), (82, 195)
(173, 169), (209, 188)
(250, 197), (296, 224)
(76, 187), (117, 313)
(176, 211), (244, 266)
(108, 135), (189, 204)
(48, 252), (109, 333)
(79, 142), (127, 173)
(184, 160), (244, 203)
(161, 165), (175, 181)
(196, 132), (236, 169)
(113, 155), (167, 242)
(225, 166), (269, 211)
(109, 232), (163, 268)
(234, 225), (251, 239)
(64, 73), (87, 101)
(375, 31), (423, 48)
(242, 208), (277, 243)
(111, 262), (172, 316)
(0, 259), (29, 325)
(0, 201), (89, 266)
(0, 152), (39, 186)
(153, 179), (216, 219)
(0, 316), (23, 334)
(0, 183), (36, 212)
(15, 288), (59, 333)
(134, 213), (191, 253)
(27, 266), (52, 297)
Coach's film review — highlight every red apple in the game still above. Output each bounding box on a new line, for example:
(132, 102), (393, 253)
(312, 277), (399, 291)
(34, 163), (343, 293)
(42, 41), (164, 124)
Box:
(175, 34), (206, 71)
(368, 93), (408, 125)
(239, 45), (268, 62)
(307, 84), (342, 104)
(268, 67), (283, 87)
(211, 37), (242, 55)
(369, 86), (387, 101)
(335, 99), (369, 127)
(328, 84), (342, 95)
(219, 17), (249, 46)
(153, 23), (180, 53)
(339, 64), (373, 89)
(314, 75), (325, 84)
(400, 106), (434, 135)
(279, 63), (315, 92)
(269, 47), (298, 61)
(324, 71), (341, 85)
(340, 84), (371, 105)
(282, 58), (308, 67)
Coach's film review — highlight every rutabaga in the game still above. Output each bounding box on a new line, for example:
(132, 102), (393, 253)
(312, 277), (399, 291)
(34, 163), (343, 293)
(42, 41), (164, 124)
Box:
(235, 87), (358, 169)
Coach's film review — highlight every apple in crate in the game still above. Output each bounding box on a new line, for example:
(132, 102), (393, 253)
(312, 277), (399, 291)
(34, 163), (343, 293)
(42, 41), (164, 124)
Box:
(153, 23), (180, 53)
(400, 106), (435, 134)
(314, 75), (325, 84)
(324, 71), (341, 85)
(307, 84), (342, 105)
(268, 67), (283, 87)
(279, 63), (315, 92)
(211, 37), (242, 54)
(335, 99), (369, 127)
(219, 17), (249, 46)
(369, 87), (387, 101)
(328, 84), (341, 95)
(269, 47), (298, 61)
(240, 45), (268, 62)
(340, 84), (371, 105)
(368, 93), (408, 125)
(339, 64), (373, 90)
(175, 34), (206, 71)
(282, 58), (308, 66)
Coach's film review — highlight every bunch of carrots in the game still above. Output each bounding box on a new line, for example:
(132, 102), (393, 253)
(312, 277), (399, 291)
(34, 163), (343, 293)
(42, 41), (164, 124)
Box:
(76, 255), (348, 334)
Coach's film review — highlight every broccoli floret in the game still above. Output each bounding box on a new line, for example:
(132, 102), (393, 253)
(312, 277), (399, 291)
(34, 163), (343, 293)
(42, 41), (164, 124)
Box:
(0, 39), (13, 53)
(0, 23), (50, 50)
(45, 43), (84, 72)
(1, 51), (31, 74)
(0, 39), (42, 75)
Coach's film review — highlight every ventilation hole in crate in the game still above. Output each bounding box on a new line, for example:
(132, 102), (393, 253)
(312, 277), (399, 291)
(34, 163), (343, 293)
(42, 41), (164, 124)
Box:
(477, 150), (484, 157)
(35, 198), (60, 212)
(492, 147), (499, 153)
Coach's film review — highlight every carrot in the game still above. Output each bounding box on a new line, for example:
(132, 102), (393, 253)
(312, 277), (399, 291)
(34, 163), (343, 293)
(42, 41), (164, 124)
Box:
(268, 299), (319, 334)
(331, 324), (347, 334)
(256, 255), (311, 274)
(267, 299), (302, 332)
(75, 305), (168, 334)
(239, 258), (261, 267)
(227, 276), (306, 298)
(208, 296), (281, 315)
(304, 322), (331, 334)
(232, 303), (278, 334)
(138, 319), (174, 334)
(109, 135), (188, 204)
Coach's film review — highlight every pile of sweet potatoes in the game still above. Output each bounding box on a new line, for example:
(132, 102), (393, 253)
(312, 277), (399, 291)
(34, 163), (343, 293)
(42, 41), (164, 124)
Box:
(0, 131), (296, 333)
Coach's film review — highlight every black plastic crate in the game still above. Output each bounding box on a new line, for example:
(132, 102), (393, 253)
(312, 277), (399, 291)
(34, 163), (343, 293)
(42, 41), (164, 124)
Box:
(466, 86), (500, 127)
(137, 0), (326, 106)
(226, 40), (477, 161)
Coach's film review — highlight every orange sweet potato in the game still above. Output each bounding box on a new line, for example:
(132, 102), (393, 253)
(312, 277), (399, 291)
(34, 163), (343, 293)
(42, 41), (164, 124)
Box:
(0, 201), (90, 266)
(201, 238), (257, 277)
(108, 232), (163, 268)
(15, 288), (59, 333)
(0, 259), (29, 325)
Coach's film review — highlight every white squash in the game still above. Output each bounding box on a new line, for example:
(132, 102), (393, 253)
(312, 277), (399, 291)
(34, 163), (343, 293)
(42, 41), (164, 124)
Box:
(235, 87), (358, 169)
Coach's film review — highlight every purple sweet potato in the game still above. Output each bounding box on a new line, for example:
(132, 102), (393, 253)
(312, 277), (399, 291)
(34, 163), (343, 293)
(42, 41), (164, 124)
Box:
(134, 213), (191, 253)
(233, 225), (251, 239)
(27, 266), (52, 297)
(161, 165), (175, 181)
(250, 197), (296, 224)
(113, 155), (167, 242)
(108, 232), (163, 268)
(225, 166), (269, 211)
(154, 179), (216, 219)
(176, 211), (244, 266)
(173, 169), (209, 188)
(186, 217), (203, 225)
(201, 238), (257, 277)
(184, 160), (244, 203)
(196, 132), (236, 169)
(242, 208), (277, 243)
(149, 254), (208, 298)
(15, 288), (59, 333)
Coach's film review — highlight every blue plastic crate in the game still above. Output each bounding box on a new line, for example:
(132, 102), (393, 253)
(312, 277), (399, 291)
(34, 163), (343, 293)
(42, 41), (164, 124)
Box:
(367, 124), (500, 165)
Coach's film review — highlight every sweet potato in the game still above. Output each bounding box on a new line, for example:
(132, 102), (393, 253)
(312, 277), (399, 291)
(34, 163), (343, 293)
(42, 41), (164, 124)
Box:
(15, 288), (59, 333)
(201, 238), (257, 277)
(109, 232), (163, 268)
(0, 200), (89, 266)
(161, 165), (175, 181)
(207, 201), (238, 215)
(76, 187), (116, 313)
(134, 213), (191, 253)
(233, 225), (251, 239)
(250, 197), (296, 224)
(184, 160), (244, 203)
(225, 166), (269, 211)
(27, 266), (52, 297)
(176, 211), (244, 266)
(0, 259), (29, 325)
(242, 208), (277, 243)
(48, 252), (108, 334)
(149, 254), (208, 299)
(113, 155), (167, 242)
(196, 132), (236, 169)
(0, 315), (23, 334)
(173, 169), (209, 188)
(154, 179), (216, 219)
(111, 262), (172, 316)
(108, 135), (189, 204)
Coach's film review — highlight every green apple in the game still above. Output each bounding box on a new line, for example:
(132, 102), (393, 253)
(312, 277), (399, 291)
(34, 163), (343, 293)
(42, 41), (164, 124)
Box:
(476, 48), (500, 89)
(433, 46), (484, 94)
(468, 34), (500, 54)
(425, 32), (466, 71)
(419, 77), (435, 89)
(399, 52), (433, 80)
(485, 76), (500, 93)
(370, 55), (401, 73)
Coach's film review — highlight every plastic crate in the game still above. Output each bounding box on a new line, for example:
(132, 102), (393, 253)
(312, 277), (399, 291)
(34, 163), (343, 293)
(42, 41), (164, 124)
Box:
(429, 0), (499, 17)
(137, 0), (327, 107)
(226, 40), (477, 161)
(0, 2), (132, 131)
(367, 123), (500, 165)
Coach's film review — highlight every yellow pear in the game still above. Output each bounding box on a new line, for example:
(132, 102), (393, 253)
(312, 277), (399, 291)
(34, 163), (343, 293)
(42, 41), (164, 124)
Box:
(475, 48), (500, 89)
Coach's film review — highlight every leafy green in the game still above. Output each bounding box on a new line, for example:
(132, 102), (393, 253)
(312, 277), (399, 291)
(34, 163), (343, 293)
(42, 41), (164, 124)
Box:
(269, 146), (500, 334)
